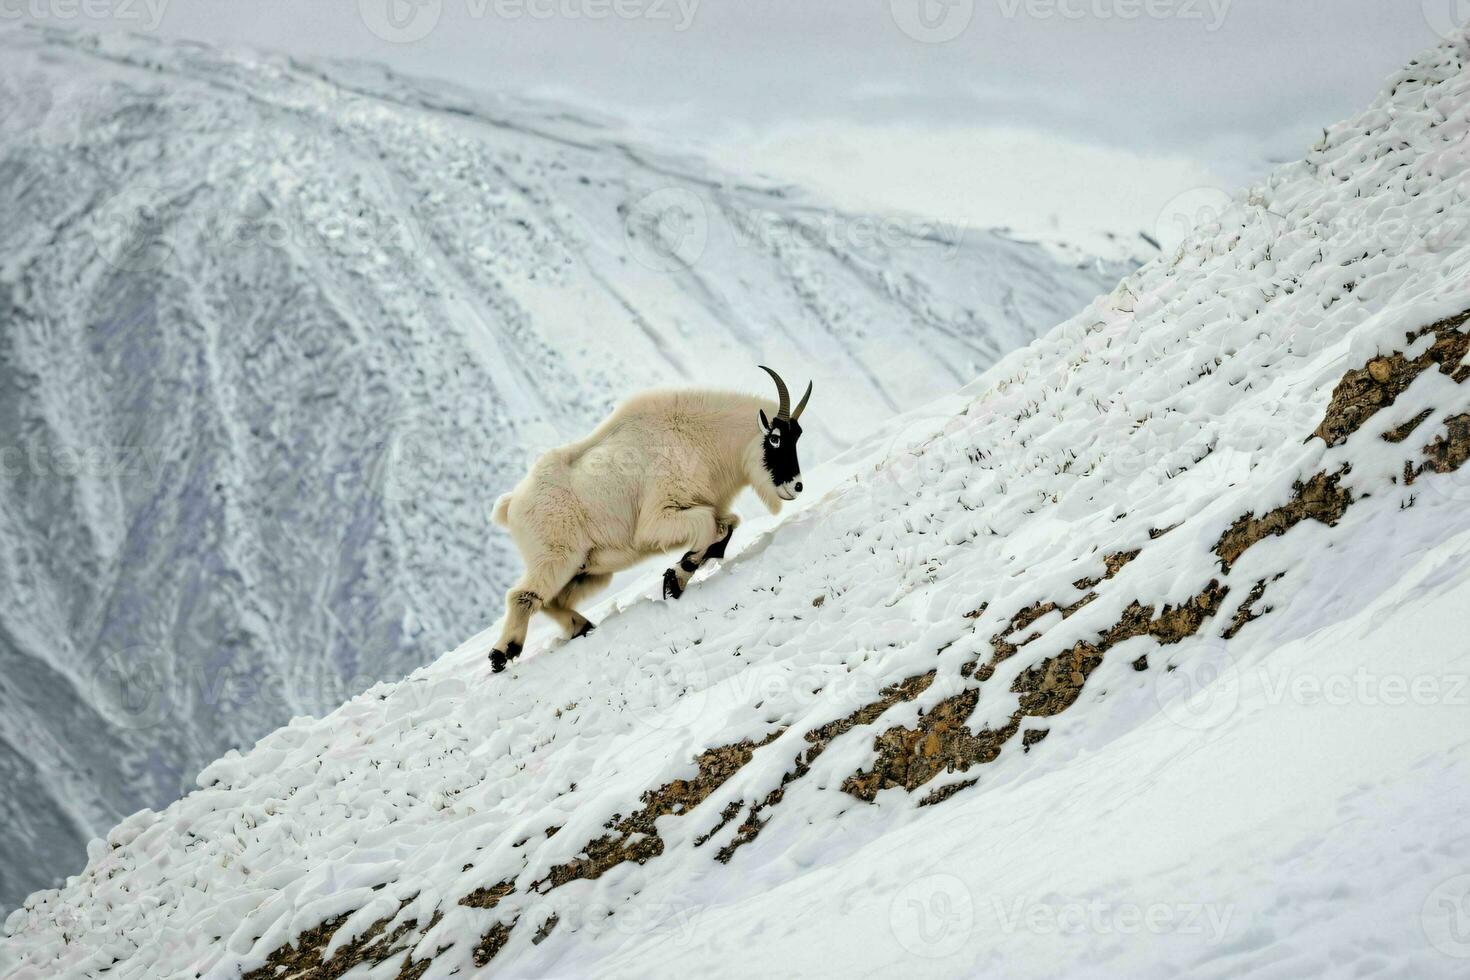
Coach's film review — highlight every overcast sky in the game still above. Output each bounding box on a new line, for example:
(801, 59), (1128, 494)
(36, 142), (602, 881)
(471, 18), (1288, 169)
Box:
(17, 0), (1458, 251)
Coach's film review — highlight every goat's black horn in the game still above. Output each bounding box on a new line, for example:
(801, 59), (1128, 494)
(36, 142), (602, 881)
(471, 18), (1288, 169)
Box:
(759, 365), (791, 419)
(792, 380), (812, 421)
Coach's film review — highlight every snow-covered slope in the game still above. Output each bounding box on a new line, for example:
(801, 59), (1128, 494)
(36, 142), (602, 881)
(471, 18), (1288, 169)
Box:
(0, 27), (1126, 912)
(6, 30), (1470, 980)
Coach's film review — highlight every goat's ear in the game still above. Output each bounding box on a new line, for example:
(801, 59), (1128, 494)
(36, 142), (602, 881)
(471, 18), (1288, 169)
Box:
(758, 410), (772, 433)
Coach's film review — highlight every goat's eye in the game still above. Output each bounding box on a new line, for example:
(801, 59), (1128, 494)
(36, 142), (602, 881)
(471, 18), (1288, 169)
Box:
(768, 432), (781, 448)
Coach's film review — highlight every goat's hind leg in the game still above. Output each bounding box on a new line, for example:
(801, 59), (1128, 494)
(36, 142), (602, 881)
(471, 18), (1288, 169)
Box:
(489, 588), (538, 673)
(490, 551), (583, 673)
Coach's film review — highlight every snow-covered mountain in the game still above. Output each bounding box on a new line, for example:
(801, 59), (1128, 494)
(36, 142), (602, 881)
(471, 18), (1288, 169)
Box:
(7, 28), (1469, 980)
(0, 27), (1129, 913)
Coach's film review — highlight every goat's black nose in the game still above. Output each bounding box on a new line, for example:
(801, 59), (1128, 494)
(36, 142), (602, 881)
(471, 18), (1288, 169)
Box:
(794, 482), (803, 493)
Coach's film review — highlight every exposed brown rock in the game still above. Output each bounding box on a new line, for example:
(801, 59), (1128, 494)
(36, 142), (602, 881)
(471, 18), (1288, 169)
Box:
(974, 601), (1054, 677)
(968, 549), (1140, 683)
(1073, 548), (1142, 590)
(693, 800), (743, 847)
(241, 901), (422, 980)
(1143, 582), (1231, 645)
(1413, 413), (1470, 481)
(1222, 573), (1284, 639)
(1014, 583), (1228, 721)
(471, 919), (516, 967)
(1213, 468), (1353, 572)
(917, 777), (979, 807)
(842, 688), (1015, 802)
(538, 736), (776, 887)
(1382, 408), (1434, 443)
(1311, 309), (1470, 446)
(393, 911), (442, 980)
(971, 583), (1101, 680)
(532, 914), (560, 945)
(460, 879), (514, 910)
(1011, 600), (1060, 634)
(844, 580), (1227, 802)
(710, 672), (935, 863)
(254, 736), (776, 977)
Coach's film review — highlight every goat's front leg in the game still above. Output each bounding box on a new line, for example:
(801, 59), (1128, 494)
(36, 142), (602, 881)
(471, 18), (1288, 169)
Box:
(657, 509), (737, 600)
(636, 504), (718, 601)
(701, 513), (739, 562)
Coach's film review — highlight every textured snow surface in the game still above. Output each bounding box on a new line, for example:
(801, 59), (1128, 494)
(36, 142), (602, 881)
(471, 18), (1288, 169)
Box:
(5, 29), (1470, 980)
(0, 26), (1125, 911)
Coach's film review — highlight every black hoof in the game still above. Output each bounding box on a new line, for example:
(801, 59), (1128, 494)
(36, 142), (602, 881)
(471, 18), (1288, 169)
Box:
(663, 568), (684, 600)
(573, 619), (596, 639)
(490, 641), (522, 673)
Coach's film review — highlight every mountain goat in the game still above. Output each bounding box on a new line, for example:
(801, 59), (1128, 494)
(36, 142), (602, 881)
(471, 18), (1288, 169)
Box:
(487, 366), (813, 672)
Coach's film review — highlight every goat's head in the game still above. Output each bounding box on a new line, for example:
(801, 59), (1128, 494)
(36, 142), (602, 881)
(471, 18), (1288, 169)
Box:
(757, 365), (813, 501)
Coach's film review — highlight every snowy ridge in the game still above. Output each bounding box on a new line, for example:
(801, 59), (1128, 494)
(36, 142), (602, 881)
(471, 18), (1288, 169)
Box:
(5, 30), (1470, 980)
(0, 26), (1123, 910)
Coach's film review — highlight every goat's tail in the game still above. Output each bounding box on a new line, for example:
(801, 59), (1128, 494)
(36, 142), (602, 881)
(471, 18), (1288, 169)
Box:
(492, 492), (514, 527)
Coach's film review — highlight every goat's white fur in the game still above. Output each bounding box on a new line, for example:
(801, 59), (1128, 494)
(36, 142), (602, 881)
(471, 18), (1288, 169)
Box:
(489, 389), (786, 660)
